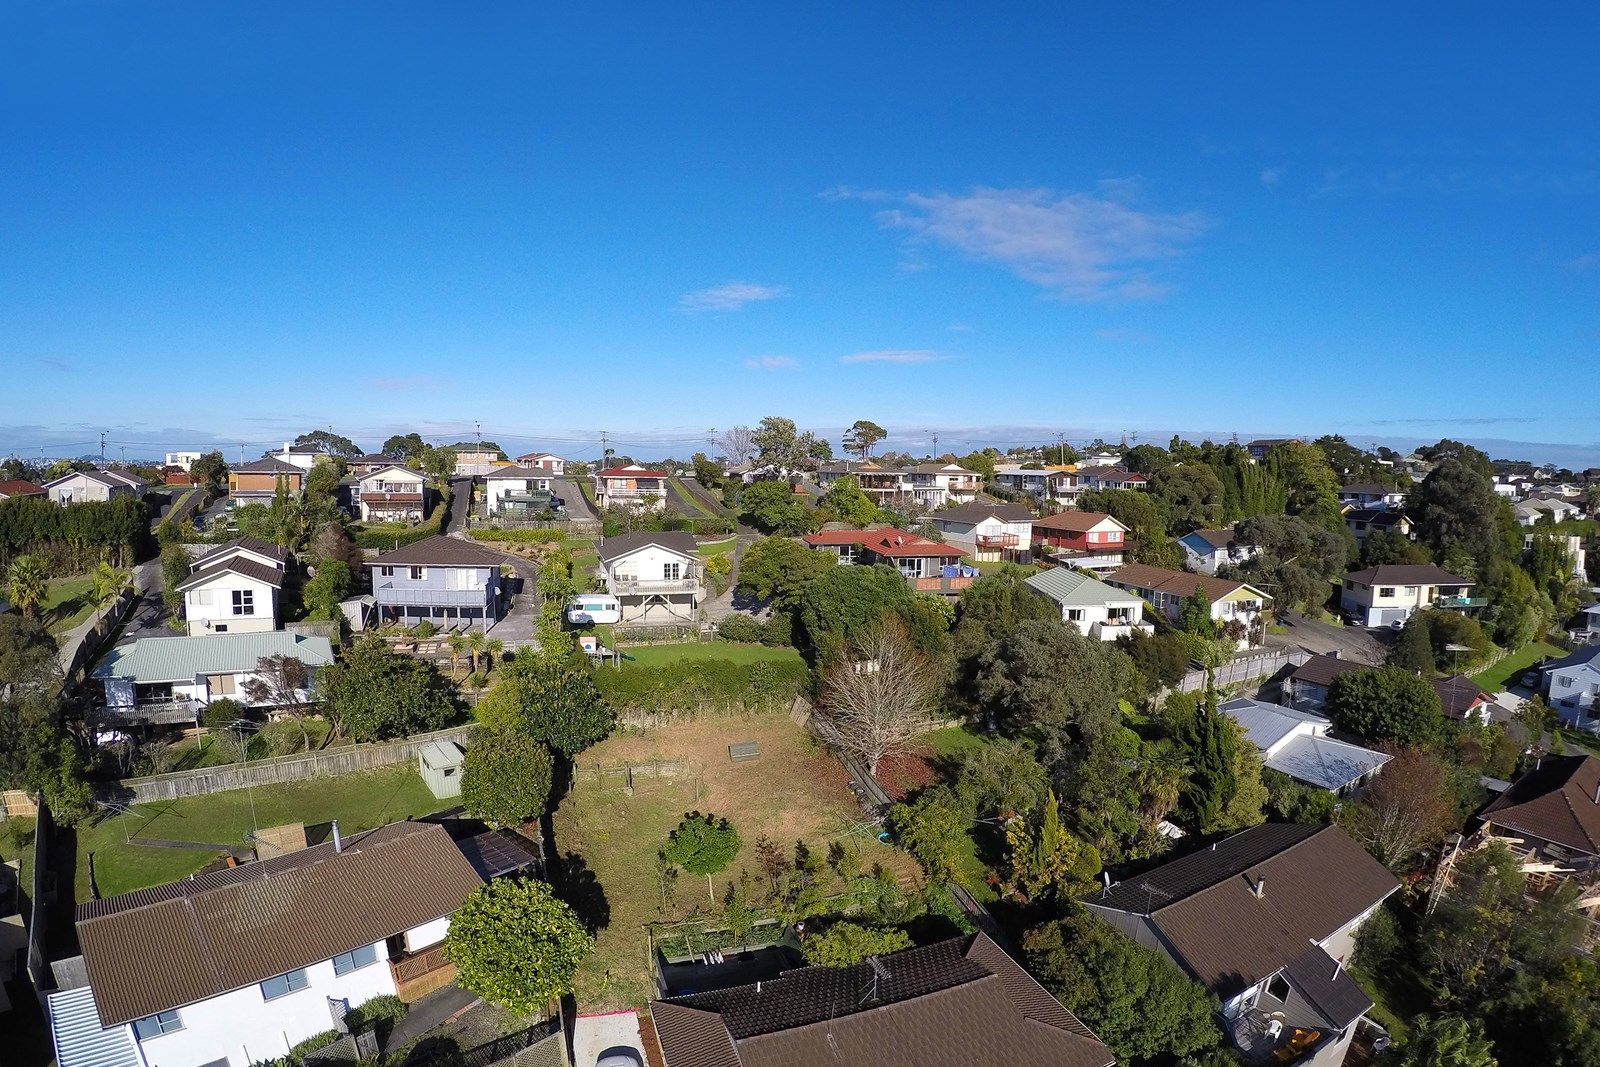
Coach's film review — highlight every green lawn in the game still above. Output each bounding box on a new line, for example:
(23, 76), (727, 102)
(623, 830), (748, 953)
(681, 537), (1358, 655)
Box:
(79, 765), (446, 898)
(42, 574), (98, 634)
(667, 478), (716, 518)
(966, 558), (1037, 577)
(621, 642), (804, 668)
(1471, 640), (1566, 692)
(696, 537), (737, 558)
(922, 723), (993, 760)
(2, 816), (36, 893)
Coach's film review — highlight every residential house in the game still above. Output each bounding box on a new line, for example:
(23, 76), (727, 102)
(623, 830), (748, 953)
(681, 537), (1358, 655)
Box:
(802, 527), (974, 595)
(650, 933), (1114, 1067)
(1105, 563), (1271, 646)
(177, 537), (288, 636)
(596, 531), (702, 623)
(513, 452), (566, 475)
(1337, 483), (1405, 511)
(1575, 603), (1600, 643)
(814, 461), (981, 511)
(1221, 698), (1390, 793)
(164, 451), (203, 470)
(480, 466), (556, 518)
(227, 457), (305, 504)
(367, 535), (505, 630)
(348, 453), (402, 476)
(1543, 644), (1600, 729)
(930, 501), (1033, 562)
(1246, 438), (1303, 461)
(162, 466), (196, 487)
(92, 631), (334, 726)
(44, 469), (143, 505)
(0, 479), (46, 501)
(1516, 496), (1583, 526)
(272, 442), (325, 471)
(452, 449), (504, 477)
(1343, 508), (1413, 545)
(1471, 754), (1600, 946)
(1067, 465), (1147, 495)
(351, 465), (428, 523)
(1082, 448), (1122, 467)
(593, 464), (668, 511)
(992, 464), (1071, 500)
(1025, 568), (1151, 641)
(1033, 511), (1131, 574)
(1286, 653), (1493, 724)
(1084, 823), (1399, 1067)
(1339, 565), (1479, 627)
(1433, 675), (1495, 724)
(48, 821), (535, 1067)
(1179, 526), (1260, 575)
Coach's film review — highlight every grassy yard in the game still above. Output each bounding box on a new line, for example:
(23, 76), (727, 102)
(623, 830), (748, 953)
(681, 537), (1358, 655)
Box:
(966, 558), (1037, 577)
(667, 478), (716, 518)
(42, 574), (98, 634)
(1471, 640), (1566, 692)
(79, 765), (445, 899)
(2, 816), (36, 892)
(922, 723), (992, 760)
(619, 642), (804, 668)
(696, 537), (737, 558)
(552, 712), (914, 1011)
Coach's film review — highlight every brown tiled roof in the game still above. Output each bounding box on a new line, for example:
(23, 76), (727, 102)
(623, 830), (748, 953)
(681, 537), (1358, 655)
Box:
(193, 535), (289, 569)
(598, 530), (699, 563)
(0, 479), (46, 497)
(1343, 565), (1470, 587)
(1433, 675), (1492, 720)
(1290, 654), (1367, 689)
(802, 528), (963, 560)
(231, 457), (305, 475)
(174, 555), (284, 593)
(1084, 824), (1398, 997)
(1106, 563), (1270, 603)
(77, 822), (483, 1026)
(1480, 754), (1600, 856)
(651, 933), (1112, 1067)
(369, 534), (506, 568)
(933, 501), (1033, 524)
(1033, 511), (1124, 534)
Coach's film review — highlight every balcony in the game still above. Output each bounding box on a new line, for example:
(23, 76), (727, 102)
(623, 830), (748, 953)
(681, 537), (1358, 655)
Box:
(609, 575), (702, 596)
(102, 698), (201, 725)
(1436, 595), (1488, 609)
(374, 586), (491, 607)
(599, 484), (666, 497)
(913, 576), (974, 593)
(975, 533), (1021, 549)
(1092, 620), (1154, 641)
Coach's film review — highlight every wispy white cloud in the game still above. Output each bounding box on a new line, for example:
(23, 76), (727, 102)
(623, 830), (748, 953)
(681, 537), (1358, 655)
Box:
(870, 185), (1208, 301)
(1566, 252), (1600, 272)
(840, 349), (947, 365)
(1259, 166), (1286, 187)
(744, 355), (797, 371)
(680, 282), (789, 312)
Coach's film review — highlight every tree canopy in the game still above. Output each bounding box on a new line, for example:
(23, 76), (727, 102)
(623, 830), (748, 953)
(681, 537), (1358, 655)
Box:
(1327, 667), (1445, 747)
(443, 878), (592, 1014)
(461, 729), (553, 827)
(842, 419), (888, 460)
(799, 922), (912, 967)
(317, 636), (456, 741)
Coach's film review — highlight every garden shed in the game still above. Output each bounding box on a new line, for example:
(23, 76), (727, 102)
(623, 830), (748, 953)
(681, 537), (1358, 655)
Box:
(418, 740), (465, 799)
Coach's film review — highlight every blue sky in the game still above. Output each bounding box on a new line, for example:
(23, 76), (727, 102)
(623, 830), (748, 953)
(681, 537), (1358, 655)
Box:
(3, 4), (1598, 465)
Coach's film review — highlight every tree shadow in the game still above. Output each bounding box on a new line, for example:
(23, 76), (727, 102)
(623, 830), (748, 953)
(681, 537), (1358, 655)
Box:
(553, 851), (610, 934)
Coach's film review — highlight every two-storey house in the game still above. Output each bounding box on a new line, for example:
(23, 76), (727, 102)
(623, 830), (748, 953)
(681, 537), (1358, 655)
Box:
(228, 457), (305, 504)
(348, 453), (401, 476)
(1105, 563), (1271, 647)
(1025, 568), (1151, 641)
(929, 501), (1033, 562)
(597, 531), (702, 623)
(1084, 823), (1399, 1067)
(1222, 698), (1390, 794)
(48, 821), (537, 1067)
(1343, 509), (1412, 545)
(1337, 483), (1406, 511)
(272, 442), (326, 471)
(43, 469), (143, 505)
(1543, 645), (1600, 729)
(176, 536), (287, 636)
(92, 630), (334, 726)
(991, 464), (1072, 501)
(480, 466), (556, 518)
(1339, 564), (1480, 627)
(452, 449), (504, 477)
(1178, 527), (1260, 575)
(802, 527), (974, 596)
(903, 463), (982, 509)
(1033, 511), (1131, 574)
(356, 465), (429, 523)
(513, 452), (566, 475)
(368, 535), (504, 630)
(1066, 465), (1147, 496)
(593, 465), (668, 511)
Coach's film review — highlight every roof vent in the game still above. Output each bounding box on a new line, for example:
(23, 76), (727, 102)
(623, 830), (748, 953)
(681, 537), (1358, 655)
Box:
(331, 820), (343, 853)
(1253, 876), (1266, 899)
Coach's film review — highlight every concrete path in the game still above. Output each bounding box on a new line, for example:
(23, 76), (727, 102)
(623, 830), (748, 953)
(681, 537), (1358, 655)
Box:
(384, 984), (480, 1051)
(571, 1011), (646, 1067)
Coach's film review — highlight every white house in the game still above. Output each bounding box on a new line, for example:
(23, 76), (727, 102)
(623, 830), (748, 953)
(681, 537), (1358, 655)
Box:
(929, 501), (1034, 562)
(991, 465), (1070, 501)
(514, 452), (567, 475)
(49, 822), (532, 1067)
(480, 465), (557, 518)
(597, 530), (702, 623)
(1337, 483), (1405, 511)
(813, 461), (981, 512)
(356, 465), (428, 523)
(92, 630), (334, 726)
(1024, 568), (1151, 641)
(1221, 697), (1390, 794)
(164, 451), (203, 470)
(1339, 565), (1479, 627)
(1179, 527), (1260, 575)
(272, 442), (326, 471)
(44, 469), (142, 505)
(594, 464), (668, 510)
(1543, 645), (1600, 730)
(1516, 497), (1582, 526)
(177, 537), (288, 636)
(1105, 564), (1272, 648)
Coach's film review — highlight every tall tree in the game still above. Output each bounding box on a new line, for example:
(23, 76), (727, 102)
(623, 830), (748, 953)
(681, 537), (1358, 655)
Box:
(1394, 1016), (1498, 1067)
(381, 433), (428, 459)
(1230, 513), (1348, 614)
(292, 429), (363, 458)
(6, 555), (48, 619)
(736, 536), (836, 607)
(821, 620), (942, 774)
(752, 415), (804, 469)
(842, 419), (888, 460)
(1177, 689), (1237, 831)
(461, 729), (553, 827)
(739, 478), (815, 534)
(716, 425), (757, 465)
(1340, 746), (1454, 869)
(1327, 667), (1445, 747)
(970, 618), (1134, 753)
(1411, 458), (1517, 574)
(443, 878), (591, 1013)
(816, 475), (879, 526)
(189, 451), (228, 495)
(1001, 789), (1102, 902)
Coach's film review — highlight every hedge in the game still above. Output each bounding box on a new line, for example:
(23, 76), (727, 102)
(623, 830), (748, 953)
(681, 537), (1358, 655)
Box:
(354, 490), (450, 550)
(0, 494), (152, 569)
(595, 656), (809, 712)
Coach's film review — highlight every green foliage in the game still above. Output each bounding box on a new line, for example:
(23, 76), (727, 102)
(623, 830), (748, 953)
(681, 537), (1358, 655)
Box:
(301, 560), (351, 621)
(842, 419), (888, 459)
(800, 921), (911, 967)
(952, 566), (1057, 678)
(492, 648), (614, 755)
(201, 697), (248, 729)
(461, 729), (553, 826)
(1230, 514), (1348, 614)
(1327, 667), (1445, 746)
(969, 618), (1135, 750)
(1177, 586), (1216, 637)
(343, 994), (406, 1037)
(737, 538), (837, 612)
(1393, 1015), (1498, 1067)
(816, 475), (880, 526)
(1262, 768), (1336, 824)
(797, 563), (917, 665)
(1150, 462), (1226, 531)
(1177, 690), (1237, 831)
(1025, 908), (1221, 1063)
(593, 654), (807, 712)
(717, 614), (764, 643)
(953, 736), (1048, 816)
(468, 527), (566, 544)
(1118, 630), (1193, 692)
(1001, 789), (1102, 901)
(739, 478), (815, 534)
(661, 811), (743, 876)
(189, 451), (228, 495)
(286, 1030), (342, 1061)
(886, 786), (970, 882)
(6, 554), (49, 617)
(1391, 615), (1437, 673)
(443, 877), (592, 1013)
(317, 636), (457, 741)
(0, 494), (151, 570)
(1412, 458), (1518, 573)
(1076, 489), (1183, 567)
(1265, 440), (1344, 531)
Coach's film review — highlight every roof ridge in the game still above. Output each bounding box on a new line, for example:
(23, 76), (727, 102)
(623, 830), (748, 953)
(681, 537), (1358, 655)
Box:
(1149, 824), (1327, 914)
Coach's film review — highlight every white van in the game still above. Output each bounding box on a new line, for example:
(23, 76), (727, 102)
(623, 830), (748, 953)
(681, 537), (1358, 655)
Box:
(566, 594), (621, 626)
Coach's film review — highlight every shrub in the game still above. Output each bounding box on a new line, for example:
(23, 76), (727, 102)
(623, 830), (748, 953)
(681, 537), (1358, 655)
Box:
(286, 1030), (341, 1061)
(717, 615), (763, 643)
(344, 994), (406, 1036)
(201, 697), (248, 729)
(413, 620), (437, 638)
(800, 921), (912, 967)
(760, 612), (793, 647)
(461, 729), (553, 826)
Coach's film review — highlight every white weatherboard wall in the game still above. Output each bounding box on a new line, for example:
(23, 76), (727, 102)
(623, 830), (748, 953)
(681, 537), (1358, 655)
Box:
(184, 575), (279, 636)
(404, 916), (451, 953)
(133, 940), (394, 1067)
(605, 544), (696, 586)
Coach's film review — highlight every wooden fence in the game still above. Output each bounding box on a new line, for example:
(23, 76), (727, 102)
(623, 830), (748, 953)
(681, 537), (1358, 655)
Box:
(1162, 648), (1308, 697)
(104, 724), (477, 804)
(61, 585), (139, 686)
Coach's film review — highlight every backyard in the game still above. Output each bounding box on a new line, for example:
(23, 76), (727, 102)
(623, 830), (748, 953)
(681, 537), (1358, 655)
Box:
(1471, 640), (1566, 692)
(42, 574), (98, 634)
(78, 765), (445, 898)
(617, 642), (803, 668)
(551, 710), (914, 1011)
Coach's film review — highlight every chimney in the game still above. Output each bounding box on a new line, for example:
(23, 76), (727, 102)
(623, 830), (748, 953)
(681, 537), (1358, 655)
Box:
(331, 820), (343, 853)
(1253, 876), (1266, 899)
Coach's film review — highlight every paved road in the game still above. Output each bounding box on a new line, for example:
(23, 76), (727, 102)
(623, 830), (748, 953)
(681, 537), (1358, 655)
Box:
(553, 477), (598, 521)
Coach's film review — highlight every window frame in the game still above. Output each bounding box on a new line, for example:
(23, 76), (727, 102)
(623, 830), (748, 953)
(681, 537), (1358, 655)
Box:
(232, 588), (255, 616)
(260, 967), (310, 1001)
(332, 943), (379, 976)
(409, 566), (425, 581)
(133, 1009), (184, 1040)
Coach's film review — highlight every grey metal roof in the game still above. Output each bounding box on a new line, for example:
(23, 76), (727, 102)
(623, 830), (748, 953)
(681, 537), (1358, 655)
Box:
(419, 740), (464, 769)
(93, 631), (334, 684)
(1220, 698), (1333, 751)
(1266, 734), (1391, 792)
(48, 986), (142, 1067)
(193, 535), (288, 568)
(598, 530), (699, 563)
(1025, 568), (1143, 608)
(174, 555), (284, 593)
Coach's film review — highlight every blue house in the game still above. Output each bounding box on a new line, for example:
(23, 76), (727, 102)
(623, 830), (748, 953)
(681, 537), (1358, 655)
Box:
(1544, 644), (1600, 730)
(367, 535), (505, 630)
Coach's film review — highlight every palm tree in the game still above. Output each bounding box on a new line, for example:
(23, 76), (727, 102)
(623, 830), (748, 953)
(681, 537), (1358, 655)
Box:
(90, 560), (124, 608)
(446, 633), (467, 678)
(466, 629), (486, 675)
(486, 638), (505, 672)
(7, 555), (48, 619)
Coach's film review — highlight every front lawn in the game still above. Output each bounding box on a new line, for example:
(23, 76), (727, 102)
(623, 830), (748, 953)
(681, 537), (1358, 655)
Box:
(2, 816), (36, 892)
(1471, 640), (1566, 692)
(620, 642), (804, 668)
(966, 558), (1037, 577)
(78, 765), (445, 898)
(696, 537), (737, 558)
(42, 575), (98, 634)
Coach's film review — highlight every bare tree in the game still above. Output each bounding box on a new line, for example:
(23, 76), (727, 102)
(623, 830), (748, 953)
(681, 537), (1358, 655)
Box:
(717, 425), (757, 466)
(820, 621), (942, 775)
(1340, 746), (1454, 869)
(241, 654), (314, 749)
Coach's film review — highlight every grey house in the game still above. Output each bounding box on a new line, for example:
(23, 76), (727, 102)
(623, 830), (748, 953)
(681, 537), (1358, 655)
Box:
(1543, 644), (1600, 729)
(367, 535), (505, 630)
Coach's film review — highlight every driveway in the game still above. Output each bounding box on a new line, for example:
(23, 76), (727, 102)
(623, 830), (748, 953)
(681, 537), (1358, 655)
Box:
(554, 478), (598, 521)
(1267, 611), (1389, 666)
(447, 477), (474, 534)
(571, 1011), (646, 1067)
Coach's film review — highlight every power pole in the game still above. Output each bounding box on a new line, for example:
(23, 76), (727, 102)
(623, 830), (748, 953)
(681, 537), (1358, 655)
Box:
(99, 430), (107, 464)
(600, 431), (611, 467)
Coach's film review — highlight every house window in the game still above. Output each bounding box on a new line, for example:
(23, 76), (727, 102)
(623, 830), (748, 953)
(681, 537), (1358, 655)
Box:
(380, 566), (395, 577)
(232, 589), (254, 616)
(332, 943), (378, 976)
(261, 968), (310, 1001)
(1378, 587), (1395, 597)
(663, 562), (682, 581)
(1401, 586), (1416, 596)
(1560, 677), (1573, 688)
(409, 566), (425, 581)
(133, 1010), (184, 1039)
(1266, 974), (1291, 1003)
